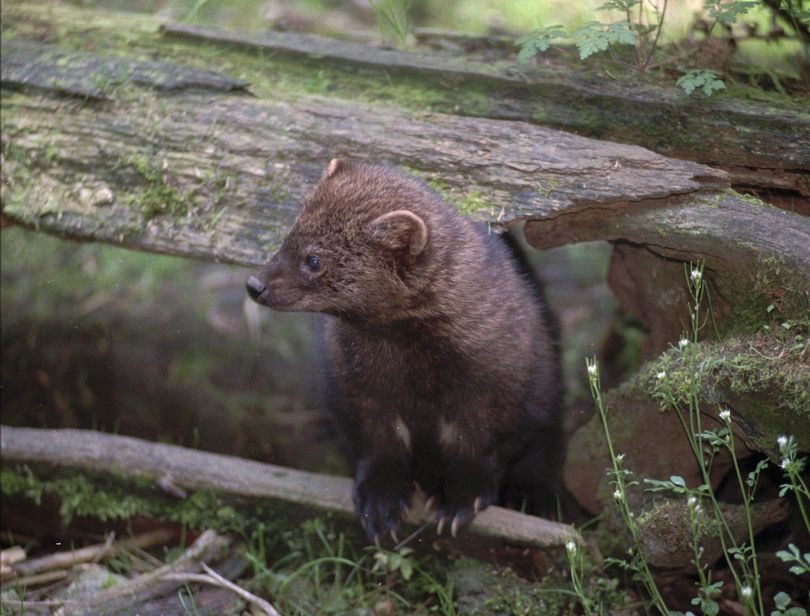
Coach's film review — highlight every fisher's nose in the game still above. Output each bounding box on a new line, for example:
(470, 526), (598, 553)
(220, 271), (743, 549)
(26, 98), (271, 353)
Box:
(245, 276), (266, 301)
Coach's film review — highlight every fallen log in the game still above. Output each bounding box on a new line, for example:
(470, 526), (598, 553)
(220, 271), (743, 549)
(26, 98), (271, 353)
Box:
(4, 1), (809, 195)
(524, 191), (810, 354)
(1, 36), (727, 264)
(0, 425), (580, 549)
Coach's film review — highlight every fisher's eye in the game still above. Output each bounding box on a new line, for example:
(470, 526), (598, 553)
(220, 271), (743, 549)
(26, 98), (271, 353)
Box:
(305, 255), (321, 272)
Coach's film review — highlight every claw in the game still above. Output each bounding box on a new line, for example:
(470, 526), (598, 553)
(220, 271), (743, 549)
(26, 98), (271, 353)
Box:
(451, 515), (460, 538)
(425, 496), (437, 511)
(436, 516), (446, 536)
(474, 496), (482, 514)
(390, 529), (399, 543)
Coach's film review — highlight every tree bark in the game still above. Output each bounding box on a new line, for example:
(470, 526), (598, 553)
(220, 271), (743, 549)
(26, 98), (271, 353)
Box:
(0, 425), (580, 549)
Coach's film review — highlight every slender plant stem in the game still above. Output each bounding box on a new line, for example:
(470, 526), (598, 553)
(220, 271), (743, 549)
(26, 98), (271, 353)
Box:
(728, 432), (764, 615)
(642, 0), (668, 70)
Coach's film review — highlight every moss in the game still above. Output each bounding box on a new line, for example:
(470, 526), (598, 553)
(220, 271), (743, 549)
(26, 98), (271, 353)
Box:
(1, 463), (250, 530)
(449, 557), (571, 615)
(124, 154), (193, 219)
(6, 0), (807, 168)
(638, 334), (810, 454)
(0, 466), (44, 505)
(454, 189), (490, 215)
(726, 255), (810, 337)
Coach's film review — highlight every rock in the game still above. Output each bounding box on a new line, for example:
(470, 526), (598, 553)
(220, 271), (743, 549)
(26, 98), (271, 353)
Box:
(637, 498), (789, 569)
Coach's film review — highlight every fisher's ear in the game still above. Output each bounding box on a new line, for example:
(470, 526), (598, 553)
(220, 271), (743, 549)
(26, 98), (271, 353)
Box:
(368, 210), (428, 257)
(322, 158), (345, 180)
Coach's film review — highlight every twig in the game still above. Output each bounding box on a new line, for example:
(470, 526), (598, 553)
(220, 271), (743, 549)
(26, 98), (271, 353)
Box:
(1, 598), (71, 608)
(2, 528), (173, 581)
(92, 533), (116, 564)
(165, 562), (281, 616)
(394, 522), (431, 551)
(0, 546), (26, 567)
(58, 529), (230, 616)
(1, 569), (69, 590)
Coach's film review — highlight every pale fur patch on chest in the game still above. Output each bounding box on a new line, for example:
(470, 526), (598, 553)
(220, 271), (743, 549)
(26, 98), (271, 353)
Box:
(394, 415), (411, 450)
(439, 417), (466, 453)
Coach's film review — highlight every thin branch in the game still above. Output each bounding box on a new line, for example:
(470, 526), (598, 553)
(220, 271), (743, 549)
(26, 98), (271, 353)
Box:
(2, 529), (173, 581)
(165, 562), (281, 616)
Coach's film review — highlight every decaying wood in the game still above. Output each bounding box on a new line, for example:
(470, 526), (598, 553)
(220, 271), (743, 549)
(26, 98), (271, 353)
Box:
(3, 6), (807, 347)
(3, 0), (806, 196)
(160, 22), (810, 191)
(126, 586), (243, 616)
(0, 425), (580, 549)
(0, 532), (229, 615)
(1, 36), (729, 264)
(1, 529), (174, 582)
(1, 39), (249, 100)
(60, 529), (230, 616)
(525, 191), (810, 346)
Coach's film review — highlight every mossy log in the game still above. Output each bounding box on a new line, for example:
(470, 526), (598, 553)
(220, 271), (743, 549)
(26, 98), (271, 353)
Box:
(2, 34), (731, 263)
(0, 425), (579, 549)
(2, 3), (808, 207)
(159, 22), (810, 194)
(525, 192), (810, 353)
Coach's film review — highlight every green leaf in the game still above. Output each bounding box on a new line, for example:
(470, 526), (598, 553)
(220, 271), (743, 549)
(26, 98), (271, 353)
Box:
(643, 477), (687, 494)
(774, 592), (792, 610)
(677, 70), (726, 96)
(707, 0), (758, 25)
(516, 25), (566, 62)
(400, 558), (413, 581)
(597, 0), (640, 11)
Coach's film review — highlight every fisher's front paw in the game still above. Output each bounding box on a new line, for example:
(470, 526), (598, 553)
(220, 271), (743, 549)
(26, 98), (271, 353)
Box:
(354, 455), (413, 544)
(436, 457), (497, 538)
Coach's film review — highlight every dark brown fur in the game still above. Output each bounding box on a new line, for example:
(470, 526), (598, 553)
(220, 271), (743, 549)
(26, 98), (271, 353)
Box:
(247, 160), (563, 540)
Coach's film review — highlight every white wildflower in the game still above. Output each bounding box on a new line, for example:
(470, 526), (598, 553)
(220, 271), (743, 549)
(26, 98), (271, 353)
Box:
(678, 338), (689, 349)
(777, 435), (788, 449)
(781, 458), (790, 470)
(587, 363), (597, 376)
(656, 371), (666, 380)
(719, 409), (731, 423)
(687, 496), (697, 508)
(613, 489), (623, 501)
(740, 585), (753, 600)
(616, 453), (625, 462)
(690, 269), (702, 282)
(566, 540), (577, 554)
